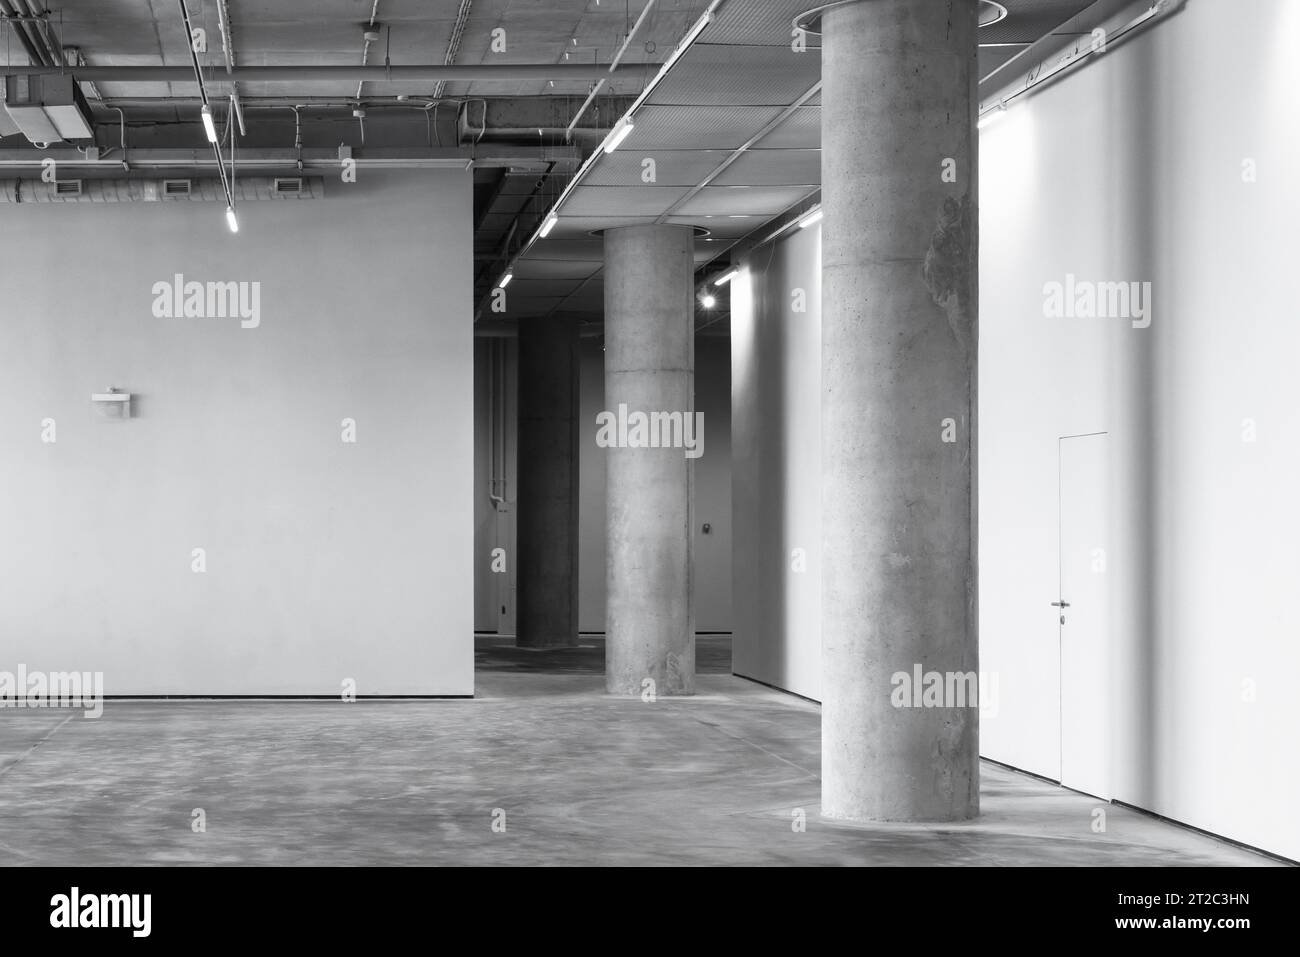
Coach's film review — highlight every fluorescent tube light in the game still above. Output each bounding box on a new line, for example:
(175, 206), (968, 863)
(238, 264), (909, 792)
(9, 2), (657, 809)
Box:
(604, 118), (634, 153)
(977, 103), (1007, 129)
(201, 104), (218, 143)
(798, 208), (823, 229)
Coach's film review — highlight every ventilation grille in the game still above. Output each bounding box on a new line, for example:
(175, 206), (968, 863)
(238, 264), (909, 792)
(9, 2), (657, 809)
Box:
(0, 176), (326, 204)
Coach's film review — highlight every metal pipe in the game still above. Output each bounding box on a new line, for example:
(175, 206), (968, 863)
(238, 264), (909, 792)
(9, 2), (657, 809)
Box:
(608, 0), (656, 72)
(0, 0), (47, 65)
(21, 0), (59, 66)
(355, 0), (380, 101)
(215, 0), (246, 136)
(2, 64), (648, 82)
(564, 78), (605, 143)
(431, 0), (474, 100)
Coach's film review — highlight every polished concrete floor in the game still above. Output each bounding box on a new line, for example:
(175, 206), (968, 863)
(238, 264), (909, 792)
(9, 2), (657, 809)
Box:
(0, 637), (1282, 866)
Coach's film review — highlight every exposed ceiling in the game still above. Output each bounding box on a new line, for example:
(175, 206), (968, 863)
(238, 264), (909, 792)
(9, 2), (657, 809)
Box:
(0, 0), (1111, 330)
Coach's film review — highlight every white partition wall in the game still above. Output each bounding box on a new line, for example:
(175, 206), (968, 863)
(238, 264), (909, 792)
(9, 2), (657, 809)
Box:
(980, 0), (1300, 860)
(0, 170), (474, 696)
(730, 226), (822, 701)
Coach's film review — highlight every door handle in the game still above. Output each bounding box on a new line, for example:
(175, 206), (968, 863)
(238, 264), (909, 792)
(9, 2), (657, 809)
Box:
(1051, 600), (1070, 625)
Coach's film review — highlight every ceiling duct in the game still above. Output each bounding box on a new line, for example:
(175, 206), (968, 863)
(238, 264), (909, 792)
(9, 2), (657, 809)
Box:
(1, 74), (94, 145)
(0, 175), (327, 203)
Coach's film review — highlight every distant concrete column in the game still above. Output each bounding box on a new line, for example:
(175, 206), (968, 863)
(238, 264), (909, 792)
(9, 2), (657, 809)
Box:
(516, 316), (580, 649)
(603, 224), (696, 696)
(819, 0), (979, 821)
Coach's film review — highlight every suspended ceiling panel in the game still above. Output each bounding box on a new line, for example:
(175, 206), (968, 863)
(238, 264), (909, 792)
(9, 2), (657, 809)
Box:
(648, 44), (822, 107)
(562, 184), (695, 216)
(581, 150), (733, 187)
(674, 184), (814, 217)
(626, 104), (791, 152)
(710, 149), (819, 187)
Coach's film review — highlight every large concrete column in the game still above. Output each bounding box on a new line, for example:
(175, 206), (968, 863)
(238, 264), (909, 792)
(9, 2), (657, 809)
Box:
(516, 316), (580, 649)
(819, 0), (979, 821)
(603, 224), (696, 695)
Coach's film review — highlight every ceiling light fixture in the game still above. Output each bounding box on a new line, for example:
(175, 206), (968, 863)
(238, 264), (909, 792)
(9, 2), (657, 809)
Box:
(200, 104), (217, 143)
(498, 271), (513, 289)
(701, 294), (716, 308)
(539, 213), (559, 238)
(798, 208), (823, 229)
(977, 100), (1008, 129)
(180, 0), (239, 234)
(604, 117), (635, 153)
(714, 269), (739, 287)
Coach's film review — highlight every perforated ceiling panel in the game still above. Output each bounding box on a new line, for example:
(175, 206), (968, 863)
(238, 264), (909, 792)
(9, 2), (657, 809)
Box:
(627, 105), (790, 151)
(647, 44), (822, 107)
(711, 149), (820, 187)
(701, 0), (822, 47)
(563, 185), (696, 217)
(674, 184), (816, 217)
(582, 151), (733, 188)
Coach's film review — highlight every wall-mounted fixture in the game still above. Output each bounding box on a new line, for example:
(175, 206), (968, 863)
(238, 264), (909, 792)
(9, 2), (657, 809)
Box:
(91, 387), (131, 420)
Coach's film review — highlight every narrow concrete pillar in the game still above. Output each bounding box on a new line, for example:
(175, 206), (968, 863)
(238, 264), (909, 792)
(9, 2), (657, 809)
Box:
(819, 0), (979, 821)
(516, 316), (580, 649)
(603, 224), (696, 695)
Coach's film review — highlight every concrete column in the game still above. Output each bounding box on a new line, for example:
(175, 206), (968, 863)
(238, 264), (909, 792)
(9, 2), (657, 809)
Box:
(603, 224), (696, 695)
(819, 0), (979, 821)
(516, 316), (580, 649)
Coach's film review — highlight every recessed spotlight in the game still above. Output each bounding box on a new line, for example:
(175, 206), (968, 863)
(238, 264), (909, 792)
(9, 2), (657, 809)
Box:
(701, 294), (716, 309)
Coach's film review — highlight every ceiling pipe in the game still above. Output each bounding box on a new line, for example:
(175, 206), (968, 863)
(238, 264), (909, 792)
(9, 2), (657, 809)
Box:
(355, 0), (380, 101)
(430, 0), (474, 100)
(608, 0), (657, 73)
(20, 0), (61, 66)
(214, 0), (246, 136)
(3, 64), (650, 82)
(0, 0), (49, 65)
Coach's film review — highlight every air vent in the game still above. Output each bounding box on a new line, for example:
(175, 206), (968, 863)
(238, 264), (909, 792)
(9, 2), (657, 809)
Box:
(162, 179), (192, 197)
(54, 179), (82, 196)
(273, 177), (305, 196)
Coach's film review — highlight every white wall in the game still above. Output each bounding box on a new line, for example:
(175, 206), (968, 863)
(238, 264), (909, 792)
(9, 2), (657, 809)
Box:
(731, 229), (822, 699)
(0, 170), (474, 695)
(980, 0), (1300, 860)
